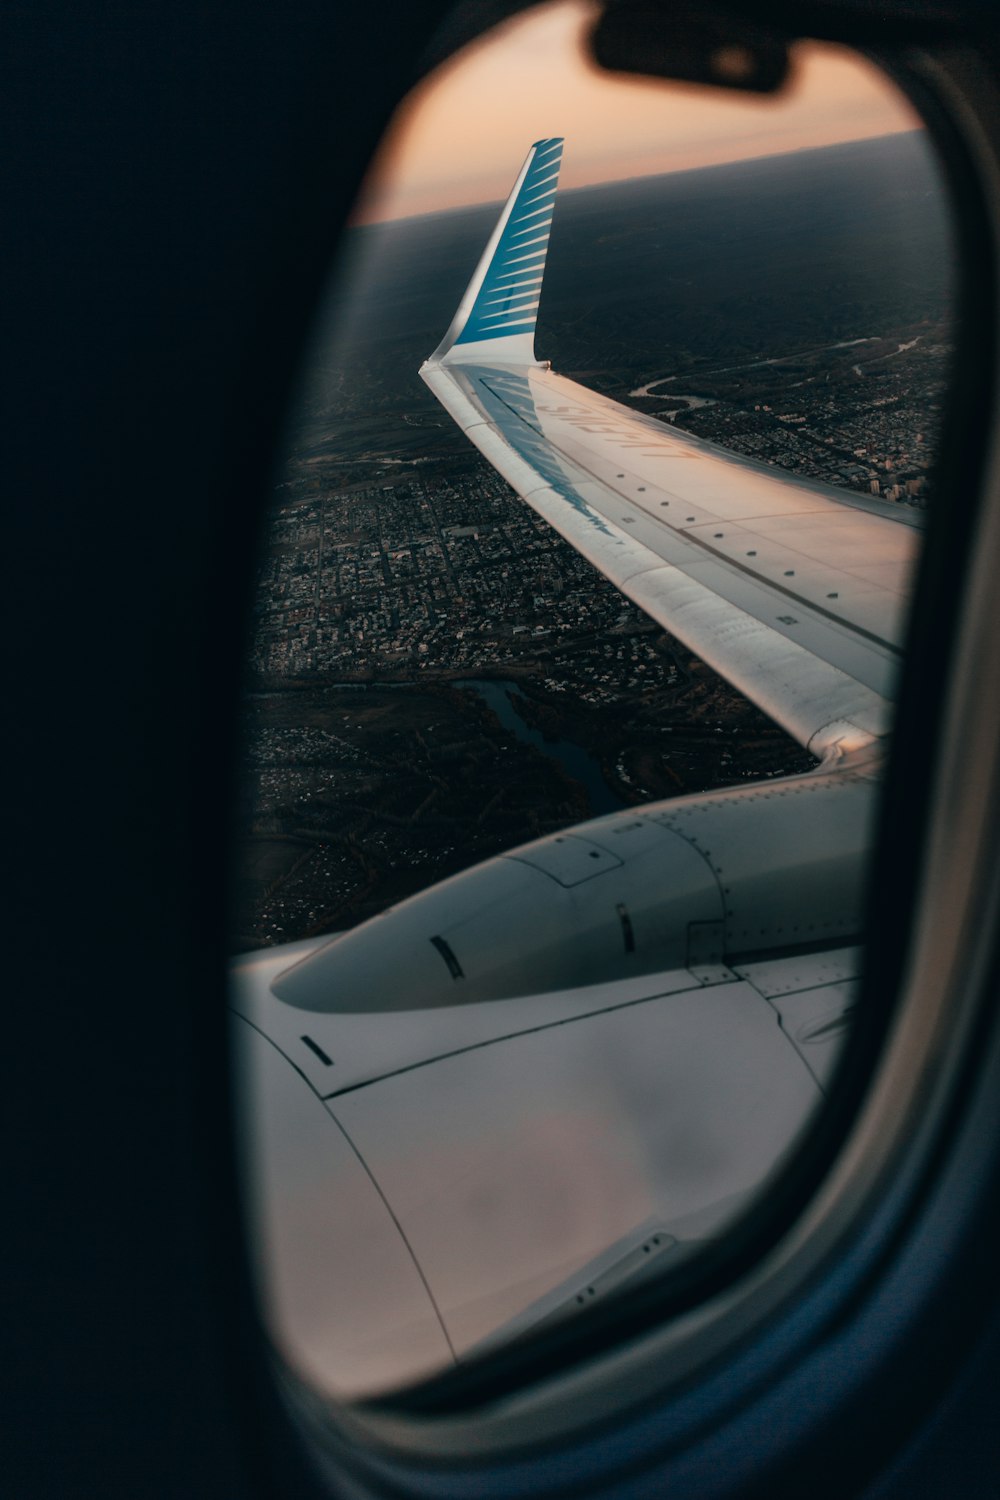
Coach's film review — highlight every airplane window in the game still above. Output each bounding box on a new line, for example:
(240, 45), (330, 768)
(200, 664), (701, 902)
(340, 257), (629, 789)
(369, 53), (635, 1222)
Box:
(228, 0), (954, 1403)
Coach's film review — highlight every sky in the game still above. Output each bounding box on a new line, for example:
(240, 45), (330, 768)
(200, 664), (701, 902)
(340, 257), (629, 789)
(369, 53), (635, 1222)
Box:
(353, 0), (922, 224)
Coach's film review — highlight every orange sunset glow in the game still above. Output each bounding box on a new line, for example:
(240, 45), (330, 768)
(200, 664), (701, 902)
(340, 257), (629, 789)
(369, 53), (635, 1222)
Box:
(353, 0), (922, 224)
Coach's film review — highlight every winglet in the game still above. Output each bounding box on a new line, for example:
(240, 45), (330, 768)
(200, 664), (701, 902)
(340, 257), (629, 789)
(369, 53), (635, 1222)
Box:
(427, 138), (564, 368)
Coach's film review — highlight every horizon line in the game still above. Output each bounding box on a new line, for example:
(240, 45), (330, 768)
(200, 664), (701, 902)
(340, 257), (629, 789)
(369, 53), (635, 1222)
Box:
(352, 125), (920, 230)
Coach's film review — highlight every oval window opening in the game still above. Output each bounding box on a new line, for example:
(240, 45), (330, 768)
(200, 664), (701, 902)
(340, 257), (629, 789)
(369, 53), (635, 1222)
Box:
(229, 0), (954, 1404)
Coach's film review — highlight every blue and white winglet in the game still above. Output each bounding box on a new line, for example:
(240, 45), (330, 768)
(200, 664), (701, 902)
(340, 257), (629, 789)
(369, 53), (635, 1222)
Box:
(429, 136), (565, 365)
(421, 139), (922, 764)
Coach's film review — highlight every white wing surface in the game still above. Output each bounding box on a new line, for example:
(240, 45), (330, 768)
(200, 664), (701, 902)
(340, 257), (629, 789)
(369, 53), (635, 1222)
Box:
(421, 139), (922, 761)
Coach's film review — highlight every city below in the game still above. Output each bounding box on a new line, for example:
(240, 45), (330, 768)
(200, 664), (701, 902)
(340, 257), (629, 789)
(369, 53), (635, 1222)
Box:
(230, 136), (950, 951)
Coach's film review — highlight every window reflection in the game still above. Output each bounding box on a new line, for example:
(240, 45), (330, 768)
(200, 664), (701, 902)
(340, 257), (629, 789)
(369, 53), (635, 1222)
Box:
(231, 1), (952, 1400)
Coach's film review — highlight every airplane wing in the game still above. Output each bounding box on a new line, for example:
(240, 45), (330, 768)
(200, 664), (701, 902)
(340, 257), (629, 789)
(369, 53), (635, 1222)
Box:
(420, 138), (922, 761)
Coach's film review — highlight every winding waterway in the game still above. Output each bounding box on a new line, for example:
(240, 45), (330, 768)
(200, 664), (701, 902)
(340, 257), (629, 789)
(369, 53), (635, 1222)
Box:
(455, 678), (626, 816)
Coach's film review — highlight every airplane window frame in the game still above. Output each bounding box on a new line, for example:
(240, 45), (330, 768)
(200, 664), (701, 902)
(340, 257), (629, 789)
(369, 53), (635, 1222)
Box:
(237, 11), (1000, 1497)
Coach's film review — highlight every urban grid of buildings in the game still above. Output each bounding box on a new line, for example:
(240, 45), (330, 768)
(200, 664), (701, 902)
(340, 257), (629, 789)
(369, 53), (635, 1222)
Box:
(235, 333), (946, 946)
(250, 337), (944, 687)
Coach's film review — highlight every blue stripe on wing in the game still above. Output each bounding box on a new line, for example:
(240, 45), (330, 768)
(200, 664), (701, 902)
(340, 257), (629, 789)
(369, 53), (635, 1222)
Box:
(455, 139), (563, 346)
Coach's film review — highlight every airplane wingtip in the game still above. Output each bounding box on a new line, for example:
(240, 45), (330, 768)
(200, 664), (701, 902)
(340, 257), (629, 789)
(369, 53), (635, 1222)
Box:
(429, 138), (565, 367)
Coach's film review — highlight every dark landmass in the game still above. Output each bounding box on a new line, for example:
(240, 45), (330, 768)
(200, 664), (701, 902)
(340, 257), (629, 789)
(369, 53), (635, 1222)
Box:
(230, 134), (953, 951)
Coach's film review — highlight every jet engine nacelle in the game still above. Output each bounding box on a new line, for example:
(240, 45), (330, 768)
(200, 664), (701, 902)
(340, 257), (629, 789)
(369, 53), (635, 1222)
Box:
(270, 765), (876, 1013)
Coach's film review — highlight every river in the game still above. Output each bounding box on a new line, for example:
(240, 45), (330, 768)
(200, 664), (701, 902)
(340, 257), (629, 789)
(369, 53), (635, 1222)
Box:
(454, 678), (626, 816)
